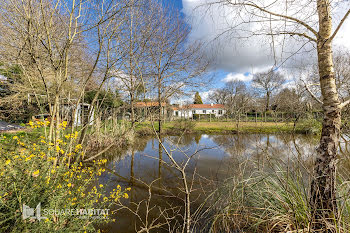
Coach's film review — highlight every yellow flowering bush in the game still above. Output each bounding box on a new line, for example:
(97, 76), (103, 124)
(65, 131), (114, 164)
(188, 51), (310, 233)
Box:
(0, 126), (130, 232)
(28, 119), (50, 129)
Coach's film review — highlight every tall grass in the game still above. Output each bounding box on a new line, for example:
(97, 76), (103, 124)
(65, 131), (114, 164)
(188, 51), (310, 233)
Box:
(210, 157), (350, 232)
(86, 116), (134, 151)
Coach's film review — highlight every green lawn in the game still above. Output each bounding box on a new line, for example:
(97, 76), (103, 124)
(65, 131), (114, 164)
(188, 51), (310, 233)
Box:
(193, 121), (295, 133)
(134, 120), (314, 134)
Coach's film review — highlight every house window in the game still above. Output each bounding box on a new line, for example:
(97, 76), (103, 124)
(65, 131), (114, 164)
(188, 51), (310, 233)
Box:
(218, 110), (223, 115)
(175, 111), (178, 116)
(212, 110), (215, 113)
(192, 110), (196, 114)
(203, 110), (206, 114)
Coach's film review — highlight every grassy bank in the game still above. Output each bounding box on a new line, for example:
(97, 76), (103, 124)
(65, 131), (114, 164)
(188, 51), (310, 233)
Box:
(135, 119), (321, 135)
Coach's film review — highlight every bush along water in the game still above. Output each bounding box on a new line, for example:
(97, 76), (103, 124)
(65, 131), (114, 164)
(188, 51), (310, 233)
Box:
(0, 120), (130, 232)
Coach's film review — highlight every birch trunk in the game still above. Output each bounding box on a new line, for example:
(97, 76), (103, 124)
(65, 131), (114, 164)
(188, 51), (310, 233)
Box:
(310, 0), (341, 230)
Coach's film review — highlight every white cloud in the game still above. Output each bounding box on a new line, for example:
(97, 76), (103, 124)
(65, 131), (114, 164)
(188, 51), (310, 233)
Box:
(199, 90), (214, 103)
(182, 0), (350, 74)
(222, 72), (253, 82)
(281, 80), (297, 90)
(171, 90), (214, 104)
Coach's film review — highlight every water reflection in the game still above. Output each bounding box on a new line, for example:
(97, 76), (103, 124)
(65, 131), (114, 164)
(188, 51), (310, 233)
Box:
(100, 133), (337, 232)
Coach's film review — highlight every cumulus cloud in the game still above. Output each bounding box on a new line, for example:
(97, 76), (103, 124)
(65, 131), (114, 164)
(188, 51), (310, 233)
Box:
(171, 90), (214, 104)
(222, 72), (253, 82)
(199, 90), (214, 103)
(182, 0), (350, 74)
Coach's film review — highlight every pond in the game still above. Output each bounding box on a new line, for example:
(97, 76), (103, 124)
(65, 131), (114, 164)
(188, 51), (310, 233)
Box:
(98, 133), (348, 232)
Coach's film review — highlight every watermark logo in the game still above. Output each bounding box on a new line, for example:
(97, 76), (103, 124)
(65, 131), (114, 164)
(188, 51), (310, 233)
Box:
(22, 202), (109, 221)
(22, 203), (47, 221)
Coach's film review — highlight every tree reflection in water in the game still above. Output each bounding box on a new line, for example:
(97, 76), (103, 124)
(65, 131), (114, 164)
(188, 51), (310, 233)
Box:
(100, 133), (323, 232)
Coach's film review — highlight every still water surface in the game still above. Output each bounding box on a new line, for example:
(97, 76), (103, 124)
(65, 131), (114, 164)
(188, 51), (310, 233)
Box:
(100, 133), (322, 232)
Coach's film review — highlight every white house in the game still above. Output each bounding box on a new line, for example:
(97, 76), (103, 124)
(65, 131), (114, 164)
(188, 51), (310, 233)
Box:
(173, 104), (226, 119)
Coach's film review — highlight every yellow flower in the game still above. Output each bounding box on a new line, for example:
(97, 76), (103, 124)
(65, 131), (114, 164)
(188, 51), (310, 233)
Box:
(5, 159), (11, 165)
(99, 184), (103, 188)
(123, 193), (129, 199)
(13, 136), (18, 140)
(75, 144), (82, 152)
(126, 187), (131, 191)
(67, 183), (72, 187)
(59, 121), (68, 128)
(32, 170), (40, 177)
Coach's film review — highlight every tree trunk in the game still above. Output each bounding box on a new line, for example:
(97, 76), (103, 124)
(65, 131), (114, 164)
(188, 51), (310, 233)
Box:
(130, 94), (135, 128)
(266, 92), (270, 112)
(158, 82), (162, 134)
(310, 0), (341, 230)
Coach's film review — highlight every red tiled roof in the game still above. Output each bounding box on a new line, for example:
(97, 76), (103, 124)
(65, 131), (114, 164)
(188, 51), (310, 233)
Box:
(188, 104), (225, 109)
(134, 102), (167, 107)
(172, 104), (225, 110)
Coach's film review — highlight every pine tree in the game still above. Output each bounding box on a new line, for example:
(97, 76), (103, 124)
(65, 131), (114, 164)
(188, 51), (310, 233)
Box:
(194, 92), (203, 104)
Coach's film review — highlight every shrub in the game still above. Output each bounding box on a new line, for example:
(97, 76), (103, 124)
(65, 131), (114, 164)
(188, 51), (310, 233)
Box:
(192, 114), (216, 120)
(0, 121), (130, 232)
(172, 120), (196, 133)
(295, 118), (322, 134)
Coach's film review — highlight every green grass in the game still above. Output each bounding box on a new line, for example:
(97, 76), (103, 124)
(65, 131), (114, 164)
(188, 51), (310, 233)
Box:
(135, 120), (321, 135)
(3, 118), (321, 137)
(194, 121), (294, 133)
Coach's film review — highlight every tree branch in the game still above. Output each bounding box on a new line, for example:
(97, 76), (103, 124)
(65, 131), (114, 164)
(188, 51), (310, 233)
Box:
(225, 1), (318, 36)
(340, 99), (350, 109)
(302, 80), (323, 105)
(267, 32), (317, 42)
(330, 9), (350, 42)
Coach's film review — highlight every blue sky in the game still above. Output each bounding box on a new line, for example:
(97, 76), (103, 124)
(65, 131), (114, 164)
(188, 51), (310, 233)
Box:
(165, 0), (183, 9)
(166, 0), (350, 104)
(166, 0), (254, 103)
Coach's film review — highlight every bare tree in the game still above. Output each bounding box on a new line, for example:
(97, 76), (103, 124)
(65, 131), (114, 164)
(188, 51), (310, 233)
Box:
(252, 71), (285, 112)
(209, 88), (229, 105)
(116, 0), (155, 128)
(200, 0), (350, 229)
(224, 80), (250, 124)
(144, 0), (209, 133)
(0, 0), (130, 164)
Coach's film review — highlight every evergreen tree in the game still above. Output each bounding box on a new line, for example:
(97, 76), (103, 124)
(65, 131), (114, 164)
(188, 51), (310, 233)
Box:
(194, 92), (203, 104)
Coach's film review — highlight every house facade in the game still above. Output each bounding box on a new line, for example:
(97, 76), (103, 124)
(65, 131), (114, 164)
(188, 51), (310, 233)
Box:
(173, 104), (226, 119)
